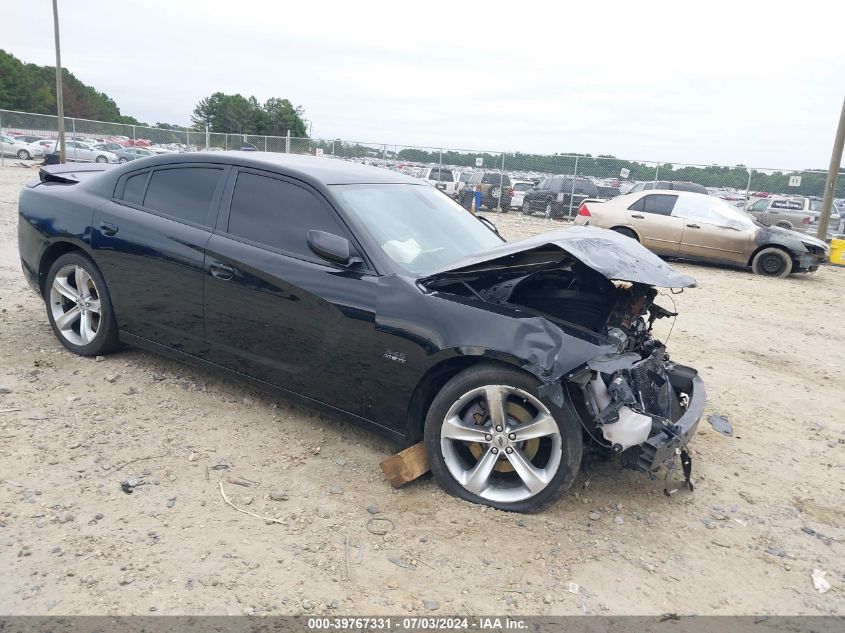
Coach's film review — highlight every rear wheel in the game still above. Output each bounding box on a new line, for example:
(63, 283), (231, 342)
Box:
(17, 149), (31, 160)
(118, 157), (128, 164)
(752, 247), (792, 278)
(95, 155), (108, 164)
(424, 364), (582, 512)
(45, 252), (120, 356)
(611, 227), (639, 241)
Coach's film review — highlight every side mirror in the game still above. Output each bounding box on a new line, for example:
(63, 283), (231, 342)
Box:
(307, 230), (358, 266)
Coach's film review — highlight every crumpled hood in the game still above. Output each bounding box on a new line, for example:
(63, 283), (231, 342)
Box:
(420, 226), (696, 288)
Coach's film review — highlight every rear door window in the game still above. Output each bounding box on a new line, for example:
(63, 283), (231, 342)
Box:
(638, 194), (678, 215)
(143, 167), (222, 226)
(122, 172), (149, 206)
(227, 172), (347, 261)
(429, 169), (453, 182)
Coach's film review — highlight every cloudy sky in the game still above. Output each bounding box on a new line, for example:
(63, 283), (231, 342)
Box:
(8, 0), (845, 169)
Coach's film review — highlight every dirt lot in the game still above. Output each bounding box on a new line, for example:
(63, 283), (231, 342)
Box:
(0, 165), (842, 616)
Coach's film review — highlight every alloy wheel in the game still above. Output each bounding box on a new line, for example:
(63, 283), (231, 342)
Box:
(440, 385), (562, 503)
(49, 264), (102, 346)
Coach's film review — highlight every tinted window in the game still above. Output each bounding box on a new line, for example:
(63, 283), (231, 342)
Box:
(548, 178), (564, 192)
(640, 194), (678, 215)
(513, 182), (534, 192)
(481, 173), (511, 186)
(122, 172), (148, 206)
(428, 169), (453, 182)
(143, 167), (221, 225)
(228, 172), (346, 259)
(771, 199), (803, 210)
(752, 200), (768, 211)
(568, 178), (598, 196)
(672, 181), (707, 194)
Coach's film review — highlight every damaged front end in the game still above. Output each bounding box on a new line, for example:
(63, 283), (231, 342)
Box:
(421, 227), (706, 487)
(566, 287), (706, 485)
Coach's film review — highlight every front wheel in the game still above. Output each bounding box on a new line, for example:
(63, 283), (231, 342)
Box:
(118, 157), (128, 164)
(95, 155), (108, 163)
(752, 247), (793, 278)
(424, 364), (582, 512)
(45, 252), (120, 356)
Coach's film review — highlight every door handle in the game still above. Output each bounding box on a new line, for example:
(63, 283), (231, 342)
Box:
(630, 214), (644, 219)
(99, 221), (118, 236)
(209, 262), (234, 280)
(686, 223), (701, 229)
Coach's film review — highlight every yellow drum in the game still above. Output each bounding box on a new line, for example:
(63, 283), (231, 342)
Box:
(830, 238), (845, 267)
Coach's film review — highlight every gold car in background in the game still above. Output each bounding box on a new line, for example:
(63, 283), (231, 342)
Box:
(574, 191), (829, 277)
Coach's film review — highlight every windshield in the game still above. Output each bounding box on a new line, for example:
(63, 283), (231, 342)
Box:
(331, 184), (504, 276)
(513, 182), (533, 192)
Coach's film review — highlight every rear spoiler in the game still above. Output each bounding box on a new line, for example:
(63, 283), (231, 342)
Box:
(38, 163), (113, 185)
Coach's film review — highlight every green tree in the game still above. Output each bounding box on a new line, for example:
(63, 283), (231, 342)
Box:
(191, 92), (308, 137)
(0, 49), (140, 124)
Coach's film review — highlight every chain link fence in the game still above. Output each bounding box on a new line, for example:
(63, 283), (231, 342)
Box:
(2, 108), (842, 219)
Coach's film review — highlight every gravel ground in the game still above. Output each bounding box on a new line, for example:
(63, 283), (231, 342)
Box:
(0, 165), (842, 615)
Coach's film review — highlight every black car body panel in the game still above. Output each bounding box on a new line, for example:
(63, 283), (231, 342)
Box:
(421, 227), (696, 289)
(18, 154), (705, 469)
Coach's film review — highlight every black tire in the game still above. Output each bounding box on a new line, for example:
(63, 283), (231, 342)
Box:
(424, 363), (583, 513)
(95, 155), (108, 164)
(44, 252), (120, 357)
(17, 149), (31, 160)
(118, 157), (128, 164)
(752, 247), (793, 278)
(611, 227), (639, 241)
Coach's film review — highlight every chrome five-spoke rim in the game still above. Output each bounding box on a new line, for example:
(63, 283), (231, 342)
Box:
(49, 264), (101, 346)
(440, 385), (561, 503)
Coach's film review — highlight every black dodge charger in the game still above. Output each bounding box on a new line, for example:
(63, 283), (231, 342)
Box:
(17, 152), (705, 512)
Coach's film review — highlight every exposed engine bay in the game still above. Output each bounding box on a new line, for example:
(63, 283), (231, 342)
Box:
(430, 254), (701, 488)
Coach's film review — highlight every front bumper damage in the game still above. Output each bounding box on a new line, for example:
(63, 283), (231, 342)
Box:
(633, 362), (705, 471)
(572, 349), (706, 481)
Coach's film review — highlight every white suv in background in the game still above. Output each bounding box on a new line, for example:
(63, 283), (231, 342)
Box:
(419, 167), (458, 197)
(510, 180), (534, 210)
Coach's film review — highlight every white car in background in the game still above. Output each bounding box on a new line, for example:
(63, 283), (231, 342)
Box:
(146, 146), (176, 155)
(419, 166), (458, 196)
(0, 134), (45, 160)
(43, 140), (118, 164)
(510, 180), (534, 210)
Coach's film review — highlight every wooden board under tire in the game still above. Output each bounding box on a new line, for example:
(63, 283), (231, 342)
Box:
(380, 442), (430, 487)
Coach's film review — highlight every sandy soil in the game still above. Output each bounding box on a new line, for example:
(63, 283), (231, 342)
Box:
(0, 165), (842, 616)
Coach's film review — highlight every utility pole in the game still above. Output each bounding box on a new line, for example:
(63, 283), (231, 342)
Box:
(52, 0), (66, 163)
(817, 97), (845, 240)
